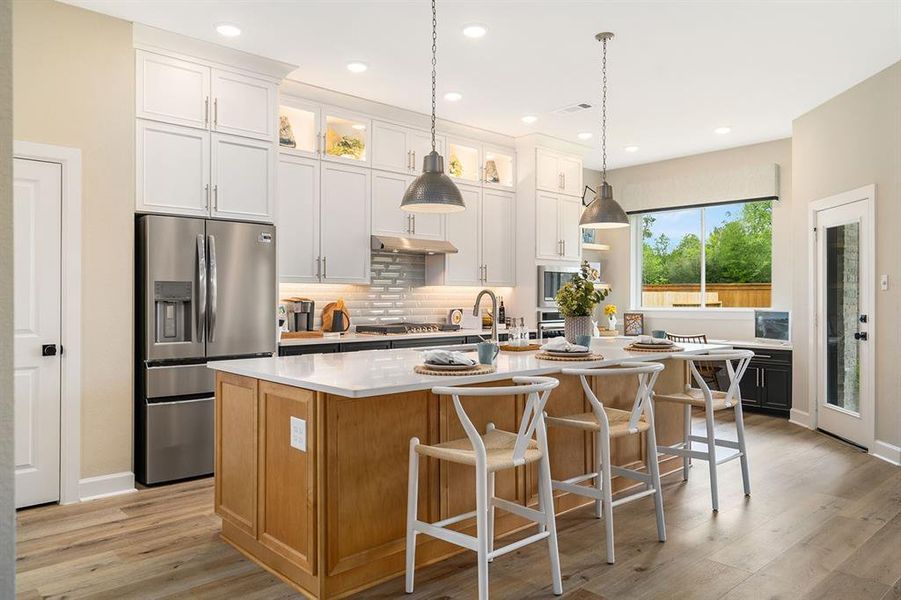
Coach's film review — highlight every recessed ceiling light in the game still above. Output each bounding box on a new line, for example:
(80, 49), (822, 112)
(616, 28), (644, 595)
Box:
(521, 115), (538, 124)
(462, 24), (488, 38)
(346, 61), (368, 73)
(352, 124), (366, 131)
(577, 132), (593, 140)
(444, 91), (463, 102)
(624, 145), (639, 153)
(714, 126), (732, 134)
(215, 23), (241, 38)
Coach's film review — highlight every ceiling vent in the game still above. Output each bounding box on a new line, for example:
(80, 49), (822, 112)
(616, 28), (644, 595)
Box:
(552, 102), (593, 116)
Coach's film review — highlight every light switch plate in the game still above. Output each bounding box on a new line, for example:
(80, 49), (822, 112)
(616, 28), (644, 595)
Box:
(880, 274), (889, 291)
(290, 416), (306, 452)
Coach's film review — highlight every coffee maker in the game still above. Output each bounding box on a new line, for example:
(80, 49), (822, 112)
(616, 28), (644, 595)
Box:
(291, 299), (315, 332)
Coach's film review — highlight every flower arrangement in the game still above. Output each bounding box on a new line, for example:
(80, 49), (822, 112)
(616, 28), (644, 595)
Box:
(449, 154), (463, 177)
(328, 135), (365, 159)
(603, 304), (617, 316)
(554, 261), (608, 317)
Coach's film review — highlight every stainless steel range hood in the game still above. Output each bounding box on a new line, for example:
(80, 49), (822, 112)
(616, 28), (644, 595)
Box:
(370, 235), (458, 255)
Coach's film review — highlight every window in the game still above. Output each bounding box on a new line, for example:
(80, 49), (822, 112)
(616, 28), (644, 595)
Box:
(635, 200), (773, 308)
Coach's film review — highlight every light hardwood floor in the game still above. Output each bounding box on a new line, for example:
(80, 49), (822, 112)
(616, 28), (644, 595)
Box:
(16, 412), (901, 599)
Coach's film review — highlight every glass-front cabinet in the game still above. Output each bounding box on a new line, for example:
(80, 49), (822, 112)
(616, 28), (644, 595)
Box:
(322, 107), (370, 165)
(278, 100), (319, 157)
(482, 145), (515, 189)
(446, 137), (481, 184)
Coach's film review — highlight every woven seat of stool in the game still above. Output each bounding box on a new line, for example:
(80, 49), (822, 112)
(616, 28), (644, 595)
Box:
(546, 407), (650, 438)
(654, 388), (737, 411)
(415, 429), (542, 472)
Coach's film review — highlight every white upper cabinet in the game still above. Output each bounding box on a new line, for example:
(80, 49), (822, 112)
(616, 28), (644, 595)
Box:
(371, 121), (410, 173)
(277, 155), (320, 282)
(536, 147), (583, 197)
(535, 190), (581, 261)
(211, 133), (275, 222)
(409, 209), (444, 241)
(278, 100), (320, 157)
(322, 107), (371, 166)
(211, 70), (277, 142)
(408, 130), (445, 175)
(441, 185), (482, 286)
(481, 189), (515, 285)
(136, 51), (210, 130)
(371, 170), (413, 237)
(136, 120), (210, 217)
(320, 162), (371, 284)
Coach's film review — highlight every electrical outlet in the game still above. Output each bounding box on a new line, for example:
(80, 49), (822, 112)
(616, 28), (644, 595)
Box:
(880, 274), (889, 291)
(290, 417), (306, 452)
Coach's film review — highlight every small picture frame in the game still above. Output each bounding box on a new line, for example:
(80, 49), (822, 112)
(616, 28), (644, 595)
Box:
(623, 312), (644, 336)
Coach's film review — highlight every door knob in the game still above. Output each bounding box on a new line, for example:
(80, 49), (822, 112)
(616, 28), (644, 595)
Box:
(41, 344), (60, 357)
(854, 331), (868, 341)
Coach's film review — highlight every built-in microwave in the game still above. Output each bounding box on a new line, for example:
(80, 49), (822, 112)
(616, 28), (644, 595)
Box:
(537, 263), (600, 308)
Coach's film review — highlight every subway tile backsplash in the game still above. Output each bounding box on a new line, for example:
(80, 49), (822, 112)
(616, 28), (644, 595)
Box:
(280, 252), (499, 330)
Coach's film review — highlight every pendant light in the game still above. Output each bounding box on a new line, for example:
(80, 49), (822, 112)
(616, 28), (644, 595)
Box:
(579, 32), (629, 229)
(401, 0), (465, 213)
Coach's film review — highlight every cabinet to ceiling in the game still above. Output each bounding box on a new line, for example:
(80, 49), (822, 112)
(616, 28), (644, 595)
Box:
(426, 185), (515, 287)
(277, 155), (371, 285)
(371, 170), (444, 240)
(445, 137), (516, 191)
(278, 102), (372, 167)
(535, 191), (582, 261)
(536, 148), (583, 197)
(370, 121), (445, 175)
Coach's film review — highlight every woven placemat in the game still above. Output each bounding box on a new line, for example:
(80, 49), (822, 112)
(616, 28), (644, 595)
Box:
(534, 352), (605, 362)
(623, 344), (684, 353)
(500, 343), (541, 352)
(414, 364), (497, 376)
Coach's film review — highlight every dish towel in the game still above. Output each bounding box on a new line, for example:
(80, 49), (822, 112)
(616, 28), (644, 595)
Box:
(541, 338), (589, 353)
(635, 335), (672, 345)
(421, 349), (477, 366)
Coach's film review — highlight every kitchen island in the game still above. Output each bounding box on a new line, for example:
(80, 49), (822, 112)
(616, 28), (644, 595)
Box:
(209, 338), (726, 599)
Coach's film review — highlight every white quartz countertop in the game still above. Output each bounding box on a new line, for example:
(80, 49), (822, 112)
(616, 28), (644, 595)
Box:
(278, 328), (492, 347)
(709, 339), (793, 351)
(210, 338), (729, 398)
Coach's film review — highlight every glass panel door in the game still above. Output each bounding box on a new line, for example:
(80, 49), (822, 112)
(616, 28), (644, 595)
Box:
(278, 103), (319, 156)
(825, 223), (860, 413)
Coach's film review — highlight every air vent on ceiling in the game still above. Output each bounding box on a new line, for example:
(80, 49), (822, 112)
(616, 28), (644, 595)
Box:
(552, 102), (593, 116)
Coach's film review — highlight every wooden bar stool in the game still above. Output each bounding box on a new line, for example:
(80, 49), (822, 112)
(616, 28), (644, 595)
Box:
(546, 362), (667, 564)
(405, 376), (563, 599)
(653, 349), (754, 512)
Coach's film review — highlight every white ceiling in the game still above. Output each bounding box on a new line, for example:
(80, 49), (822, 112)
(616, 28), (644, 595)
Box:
(63, 0), (901, 170)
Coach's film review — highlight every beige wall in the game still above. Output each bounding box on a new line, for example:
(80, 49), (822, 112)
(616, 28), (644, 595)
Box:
(791, 61), (901, 447)
(587, 138), (793, 340)
(1, 0), (15, 592)
(13, 0), (134, 478)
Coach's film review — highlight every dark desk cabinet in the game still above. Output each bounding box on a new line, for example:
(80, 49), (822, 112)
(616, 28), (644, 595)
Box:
(736, 347), (792, 416)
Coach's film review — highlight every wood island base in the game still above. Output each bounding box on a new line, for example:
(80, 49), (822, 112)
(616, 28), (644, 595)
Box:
(214, 362), (687, 599)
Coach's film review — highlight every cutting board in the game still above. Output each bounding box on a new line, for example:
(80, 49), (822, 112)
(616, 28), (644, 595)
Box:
(281, 331), (325, 340)
(321, 302), (351, 332)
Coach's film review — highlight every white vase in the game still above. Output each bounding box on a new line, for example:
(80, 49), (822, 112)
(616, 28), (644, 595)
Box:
(608, 315), (617, 331)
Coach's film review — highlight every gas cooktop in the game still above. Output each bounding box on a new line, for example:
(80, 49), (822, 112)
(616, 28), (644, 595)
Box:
(355, 322), (461, 335)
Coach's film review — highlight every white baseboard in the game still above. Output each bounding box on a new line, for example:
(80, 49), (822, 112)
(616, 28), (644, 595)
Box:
(78, 471), (136, 502)
(871, 440), (901, 466)
(789, 408), (812, 429)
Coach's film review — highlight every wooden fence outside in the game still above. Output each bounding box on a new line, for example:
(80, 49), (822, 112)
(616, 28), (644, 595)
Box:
(641, 283), (772, 308)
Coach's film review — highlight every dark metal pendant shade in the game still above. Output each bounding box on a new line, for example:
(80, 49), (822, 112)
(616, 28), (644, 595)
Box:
(579, 182), (629, 229)
(401, 151), (465, 213)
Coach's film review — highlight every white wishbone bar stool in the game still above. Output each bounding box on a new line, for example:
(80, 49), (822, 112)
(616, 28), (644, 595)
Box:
(405, 376), (563, 600)
(547, 362), (667, 564)
(653, 349), (754, 512)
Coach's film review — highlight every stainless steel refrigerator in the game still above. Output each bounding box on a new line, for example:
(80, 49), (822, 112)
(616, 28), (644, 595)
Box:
(135, 215), (275, 484)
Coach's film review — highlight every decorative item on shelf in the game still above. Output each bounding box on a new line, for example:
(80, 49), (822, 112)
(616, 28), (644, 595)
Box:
(623, 312), (644, 336)
(447, 308), (463, 326)
(555, 260), (609, 343)
(484, 159), (499, 183)
(449, 153), (463, 177)
(278, 115), (296, 148)
(604, 303), (617, 331)
(327, 133), (365, 159)
(582, 228), (596, 244)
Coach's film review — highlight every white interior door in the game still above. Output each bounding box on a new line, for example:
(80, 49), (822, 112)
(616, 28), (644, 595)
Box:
(815, 197), (873, 449)
(13, 158), (62, 508)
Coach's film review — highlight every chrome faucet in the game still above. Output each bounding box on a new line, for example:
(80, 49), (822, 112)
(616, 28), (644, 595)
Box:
(473, 289), (499, 343)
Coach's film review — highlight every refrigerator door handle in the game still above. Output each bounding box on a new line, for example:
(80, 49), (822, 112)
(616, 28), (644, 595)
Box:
(207, 234), (218, 342)
(196, 234), (207, 342)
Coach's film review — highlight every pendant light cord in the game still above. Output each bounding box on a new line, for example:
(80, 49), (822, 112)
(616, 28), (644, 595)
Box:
(430, 0), (437, 153)
(601, 35), (607, 183)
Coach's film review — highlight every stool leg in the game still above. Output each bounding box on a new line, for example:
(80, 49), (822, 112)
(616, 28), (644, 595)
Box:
(538, 453), (563, 595)
(594, 430), (603, 518)
(600, 431), (615, 563)
(405, 439), (420, 593)
(646, 424), (666, 542)
(475, 465), (490, 600)
(487, 472), (496, 562)
(683, 403), (692, 481)
(735, 402), (751, 497)
(704, 407), (719, 512)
